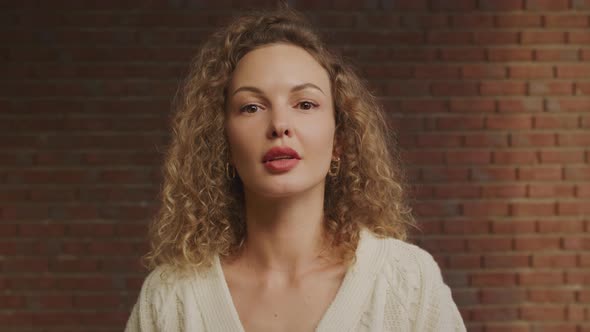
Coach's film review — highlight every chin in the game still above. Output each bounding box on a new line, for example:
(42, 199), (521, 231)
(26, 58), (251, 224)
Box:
(248, 177), (326, 199)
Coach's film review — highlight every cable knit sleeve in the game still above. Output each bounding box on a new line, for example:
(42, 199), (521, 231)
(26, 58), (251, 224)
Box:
(414, 248), (466, 332)
(124, 266), (184, 332)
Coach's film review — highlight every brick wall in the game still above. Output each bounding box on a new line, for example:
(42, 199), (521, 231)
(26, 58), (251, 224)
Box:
(1, 0), (589, 331)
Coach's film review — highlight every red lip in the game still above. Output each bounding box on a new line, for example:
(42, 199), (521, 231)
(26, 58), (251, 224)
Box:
(262, 146), (301, 163)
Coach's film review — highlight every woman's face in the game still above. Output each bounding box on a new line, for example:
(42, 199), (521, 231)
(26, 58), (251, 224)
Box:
(225, 43), (336, 198)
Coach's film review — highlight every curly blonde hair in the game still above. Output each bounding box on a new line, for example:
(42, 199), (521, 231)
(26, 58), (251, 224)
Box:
(144, 7), (416, 272)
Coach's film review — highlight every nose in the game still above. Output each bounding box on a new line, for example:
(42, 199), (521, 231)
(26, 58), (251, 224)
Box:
(267, 108), (293, 139)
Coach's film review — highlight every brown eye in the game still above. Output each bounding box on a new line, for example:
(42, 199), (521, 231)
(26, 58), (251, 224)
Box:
(240, 104), (260, 113)
(298, 101), (317, 110)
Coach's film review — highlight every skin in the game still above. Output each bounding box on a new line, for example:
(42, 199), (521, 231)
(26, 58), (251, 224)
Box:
(224, 43), (347, 332)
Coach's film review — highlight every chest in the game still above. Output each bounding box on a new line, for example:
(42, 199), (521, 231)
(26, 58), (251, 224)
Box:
(225, 269), (347, 332)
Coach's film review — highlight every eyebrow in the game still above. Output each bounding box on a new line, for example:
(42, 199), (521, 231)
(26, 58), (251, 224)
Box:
(231, 83), (326, 97)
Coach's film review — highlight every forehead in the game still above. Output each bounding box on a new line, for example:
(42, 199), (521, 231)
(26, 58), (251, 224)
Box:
(228, 43), (331, 94)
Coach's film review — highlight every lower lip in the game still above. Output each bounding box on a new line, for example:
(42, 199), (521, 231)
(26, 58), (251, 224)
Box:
(264, 158), (299, 172)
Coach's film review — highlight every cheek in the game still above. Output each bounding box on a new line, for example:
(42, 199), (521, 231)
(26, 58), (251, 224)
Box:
(226, 122), (259, 164)
(301, 119), (336, 156)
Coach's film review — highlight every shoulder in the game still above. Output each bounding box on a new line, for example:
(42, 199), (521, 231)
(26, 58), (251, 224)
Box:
(362, 231), (442, 280)
(139, 264), (207, 303)
(128, 265), (208, 331)
(381, 236), (442, 276)
(363, 232), (446, 301)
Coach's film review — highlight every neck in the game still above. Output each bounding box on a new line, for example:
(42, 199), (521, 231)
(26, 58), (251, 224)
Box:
(239, 183), (332, 275)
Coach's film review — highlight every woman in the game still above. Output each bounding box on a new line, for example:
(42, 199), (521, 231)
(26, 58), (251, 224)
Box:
(125, 7), (466, 332)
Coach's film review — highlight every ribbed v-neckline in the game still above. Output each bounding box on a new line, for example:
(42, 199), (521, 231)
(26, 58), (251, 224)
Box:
(190, 230), (386, 332)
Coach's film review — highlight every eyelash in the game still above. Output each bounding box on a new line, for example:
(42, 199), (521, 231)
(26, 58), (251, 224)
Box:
(239, 101), (319, 114)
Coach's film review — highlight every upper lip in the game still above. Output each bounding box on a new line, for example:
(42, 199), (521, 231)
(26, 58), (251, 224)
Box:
(262, 146), (301, 162)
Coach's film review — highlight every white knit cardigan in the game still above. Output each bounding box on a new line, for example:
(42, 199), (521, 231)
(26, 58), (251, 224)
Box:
(125, 230), (466, 331)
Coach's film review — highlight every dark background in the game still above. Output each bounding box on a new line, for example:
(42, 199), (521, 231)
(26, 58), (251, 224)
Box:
(1, 0), (589, 331)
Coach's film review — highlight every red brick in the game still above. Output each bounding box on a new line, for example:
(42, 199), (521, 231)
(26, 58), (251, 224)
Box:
(576, 81), (590, 95)
(520, 306), (566, 321)
(530, 289), (577, 303)
(557, 65), (590, 78)
(480, 289), (527, 304)
(482, 82), (527, 96)
(514, 236), (561, 250)
(578, 184), (590, 198)
(437, 116), (485, 130)
(562, 237), (590, 250)
(414, 65), (460, 79)
(529, 184), (575, 198)
(566, 270), (590, 284)
(399, 100), (448, 113)
(488, 48), (534, 61)
(529, 82), (573, 96)
(472, 167), (517, 181)
(465, 133), (509, 147)
(463, 201), (509, 216)
(471, 307), (519, 321)
(512, 202), (557, 217)
(511, 133), (556, 147)
(540, 150), (585, 164)
(564, 167), (590, 180)
(518, 271), (564, 285)
(403, 150), (445, 165)
(427, 31), (473, 45)
(498, 98), (543, 113)
(38, 295), (73, 309)
(401, 14), (448, 28)
(509, 65), (554, 79)
(569, 31), (590, 43)
(448, 254), (482, 269)
(451, 14), (494, 28)
(545, 15), (590, 28)
(484, 254), (530, 268)
(559, 202), (590, 216)
(474, 31), (519, 44)
(471, 272), (517, 286)
(582, 49), (590, 61)
(496, 14), (542, 27)
(413, 202), (461, 217)
(462, 65), (507, 79)
(535, 49), (580, 61)
(532, 254), (578, 268)
(482, 184), (527, 198)
(493, 151), (537, 164)
(433, 185), (480, 198)
(419, 237), (466, 252)
(0, 296), (26, 309)
(526, 0), (570, 10)
(443, 220), (490, 234)
(485, 324), (530, 332)
(432, 82), (479, 96)
(440, 48), (486, 61)
(487, 115), (532, 130)
(573, 0), (590, 9)
(480, 0), (524, 10)
(518, 167), (563, 181)
(558, 133), (590, 146)
(546, 98), (590, 112)
(446, 151), (492, 164)
(450, 99), (496, 112)
(534, 115), (580, 129)
(521, 31), (566, 44)
(468, 238), (513, 252)
(422, 167), (470, 182)
(430, 0), (477, 10)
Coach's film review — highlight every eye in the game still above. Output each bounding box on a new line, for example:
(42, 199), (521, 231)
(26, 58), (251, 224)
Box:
(297, 101), (318, 110)
(240, 104), (261, 114)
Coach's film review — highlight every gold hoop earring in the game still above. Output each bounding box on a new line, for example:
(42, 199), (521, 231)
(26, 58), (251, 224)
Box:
(225, 163), (236, 180)
(328, 157), (340, 177)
